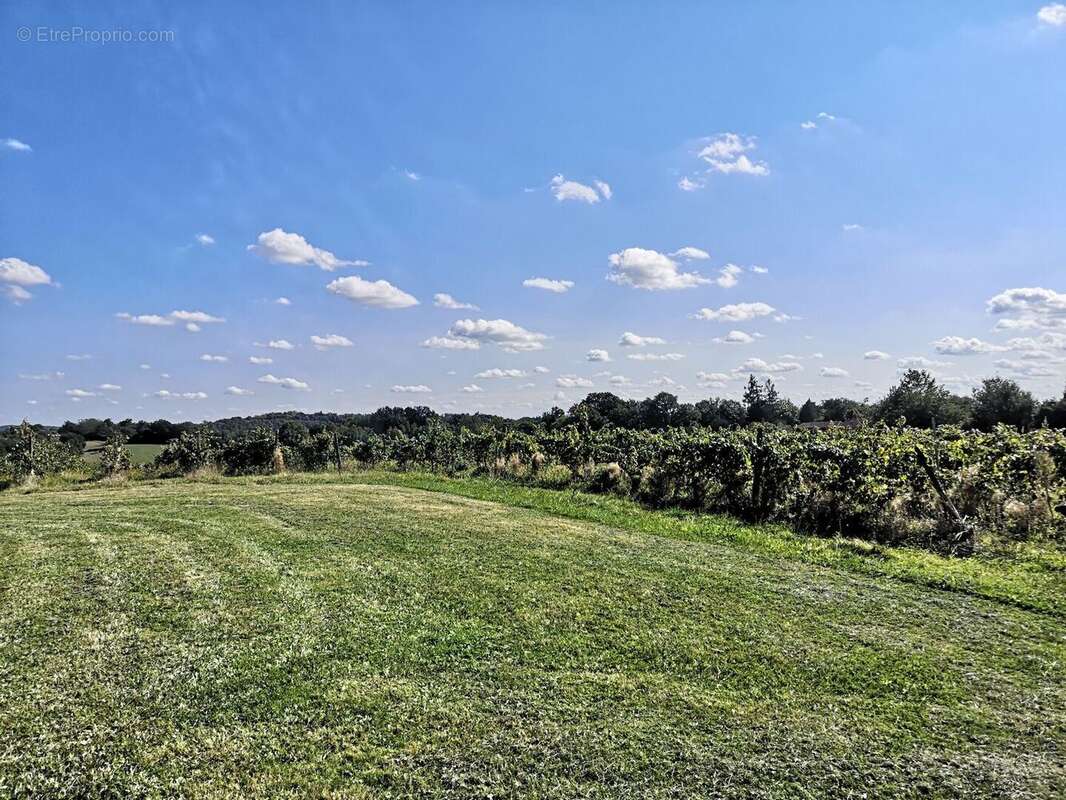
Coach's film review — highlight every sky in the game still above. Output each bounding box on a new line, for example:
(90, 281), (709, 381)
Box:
(2, 1), (1065, 424)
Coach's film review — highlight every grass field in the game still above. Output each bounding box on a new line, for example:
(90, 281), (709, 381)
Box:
(82, 441), (164, 466)
(1, 475), (1063, 798)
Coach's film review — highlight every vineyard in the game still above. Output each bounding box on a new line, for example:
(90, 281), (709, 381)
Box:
(7, 417), (1065, 554)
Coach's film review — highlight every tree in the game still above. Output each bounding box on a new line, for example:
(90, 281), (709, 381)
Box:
(1036, 386), (1066, 429)
(743, 376), (797, 425)
(821, 397), (870, 422)
(798, 399), (820, 423)
(971, 377), (1035, 430)
(638, 392), (682, 429)
(875, 370), (971, 428)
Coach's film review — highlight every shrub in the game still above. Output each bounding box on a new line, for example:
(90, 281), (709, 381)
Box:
(98, 434), (132, 478)
(3, 422), (81, 482)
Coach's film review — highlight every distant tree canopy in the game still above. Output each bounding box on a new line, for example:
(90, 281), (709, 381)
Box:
(7, 375), (1062, 461)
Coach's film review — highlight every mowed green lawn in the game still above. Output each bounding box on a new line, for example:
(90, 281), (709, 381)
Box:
(0, 478), (1063, 799)
(82, 441), (164, 466)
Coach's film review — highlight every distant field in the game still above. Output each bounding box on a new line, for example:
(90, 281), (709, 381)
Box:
(0, 476), (1063, 798)
(81, 440), (163, 465)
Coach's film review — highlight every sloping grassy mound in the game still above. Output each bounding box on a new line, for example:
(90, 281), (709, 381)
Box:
(1, 479), (1063, 798)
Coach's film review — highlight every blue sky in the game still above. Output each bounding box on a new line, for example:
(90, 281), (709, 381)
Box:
(3, 1), (1065, 423)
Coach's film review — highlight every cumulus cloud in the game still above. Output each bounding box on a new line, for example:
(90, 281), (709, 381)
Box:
(65, 388), (97, 398)
(556, 374), (593, 388)
(275, 297), (291, 306)
(226, 386), (254, 396)
(697, 371), (733, 385)
(248, 228), (367, 271)
(391, 384), (432, 393)
(692, 301), (776, 322)
(1, 257), (55, 301)
(461, 384), (484, 393)
(609, 375), (631, 385)
(697, 133), (769, 176)
(249, 356), (273, 364)
(626, 352), (685, 361)
(714, 330), (756, 345)
(3, 138), (32, 152)
(932, 336), (1007, 355)
(864, 350), (891, 360)
(422, 335), (480, 350)
(678, 176), (705, 192)
(735, 358), (802, 374)
(534, 366), (551, 374)
(258, 374), (311, 391)
(116, 313), (174, 327)
(523, 277), (574, 293)
(98, 384), (121, 391)
(618, 331), (666, 347)
(550, 174), (610, 203)
(195, 233), (215, 246)
(1037, 4), (1066, 26)
(153, 390), (208, 400)
(715, 264), (743, 288)
(586, 349), (611, 362)
(116, 309), (224, 332)
(200, 354), (228, 363)
(820, 367), (849, 378)
(669, 246), (710, 260)
(327, 275), (418, 309)
(993, 359), (1058, 378)
(897, 356), (948, 369)
(447, 318), (547, 352)
(751, 265), (769, 274)
(311, 333), (353, 350)
(434, 293), (478, 310)
(608, 247), (710, 291)
(986, 287), (1066, 330)
(475, 368), (527, 379)
(255, 339), (294, 350)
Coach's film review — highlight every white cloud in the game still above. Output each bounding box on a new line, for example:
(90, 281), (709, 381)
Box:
(195, 233), (215, 246)
(751, 265), (769, 274)
(116, 313), (174, 326)
(422, 335), (481, 350)
(200, 354), (228, 363)
(715, 264), (743, 288)
(897, 356), (948, 369)
(986, 287), (1066, 330)
(226, 386), (254, 396)
(550, 174), (609, 203)
(19, 371), (64, 381)
(801, 121), (817, 130)
(257, 339), (294, 350)
(94, 384), (120, 392)
(171, 309), (224, 324)
(669, 246), (710, 261)
(626, 352), (685, 361)
(993, 359), (1058, 378)
(258, 374), (311, 391)
(461, 384), (484, 393)
(609, 375), (631, 385)
(556, 374), (593, 388)
(714, 330), (756, 345)
(864, 350), (891, 360)
(249, 356), (273, 364)
(697, 371), (733, 384)
(692, 301), (776, 322)
(475, 368), (527, 379)
(391, 384), (432, 393)
(275, 297), (291, 306)
(248, 228), (367, 271)
(618, 331), (666, 347)
(434, 293), (478, 310)
(1037, 4), (1066, 26)
(820, 367), (849, 378)
(842, 224), (864, 232)
(1, 257), (54, 301)
(3, 138), (32, 152)
(153, 390), (208, 400)
(311, 333), (354, 350)
(523, 277), (574, 293)
(932, 336), (1007, 355)
(697, 133), (770, 176)
(327, 275), (418, 309)
(586, 348), (611, 362)
(65, 354), (91, 361)
(448, 318), (547, 352)
(735, 358), (802, 374)
(678, 176), (705, 192)
(65, 388), (97, 398)
(404, 170), (421, 181)
(608, 247), (710, 291)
